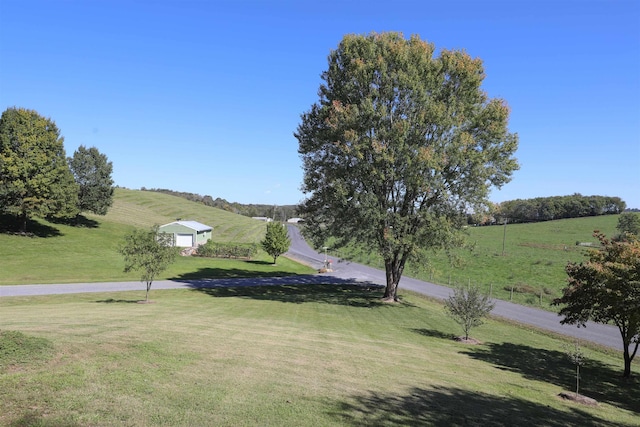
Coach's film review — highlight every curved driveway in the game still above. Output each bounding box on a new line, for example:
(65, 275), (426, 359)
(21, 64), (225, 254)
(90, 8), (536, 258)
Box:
(0, 225), (625, 353)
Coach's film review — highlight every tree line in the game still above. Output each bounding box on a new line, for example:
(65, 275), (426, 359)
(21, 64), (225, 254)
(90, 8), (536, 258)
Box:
(0, 107), (114, 232)
(141, 188), (297, 220)
(475, 194), (626, 225)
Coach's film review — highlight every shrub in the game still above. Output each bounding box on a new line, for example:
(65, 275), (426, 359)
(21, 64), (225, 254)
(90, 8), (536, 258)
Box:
(196, 241), (258, 259)
(444, 286), (495, 340)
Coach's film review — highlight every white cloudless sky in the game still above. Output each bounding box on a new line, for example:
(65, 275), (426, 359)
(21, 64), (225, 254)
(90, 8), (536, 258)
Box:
(1, 0), (638, 208)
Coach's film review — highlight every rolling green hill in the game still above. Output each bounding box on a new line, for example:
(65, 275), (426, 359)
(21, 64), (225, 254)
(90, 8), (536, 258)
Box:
(330, 214), (621, 309)
(102, 188), (268, 242)
(0, 188), (311, 285)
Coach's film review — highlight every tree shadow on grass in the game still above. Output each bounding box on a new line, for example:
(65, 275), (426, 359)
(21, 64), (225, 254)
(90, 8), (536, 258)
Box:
(179, 274), (391, 307)
(331, 385), (629, 427)
(195, 284), (387, 308)
(412, 328), (457, 341)
(0, 213), (62, 237)
(172, 267), (299, 280)
(463, 342), (639, 414)
(94, 298), (141, 304)
(246, 260), (276, 266)
(47, 214), (99, 228)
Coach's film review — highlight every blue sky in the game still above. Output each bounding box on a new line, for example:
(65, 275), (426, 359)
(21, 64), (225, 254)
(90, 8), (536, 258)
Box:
(1, 0), (639, 208)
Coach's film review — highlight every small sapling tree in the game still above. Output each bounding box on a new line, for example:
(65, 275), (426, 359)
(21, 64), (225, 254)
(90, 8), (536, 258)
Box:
(261, 222), (291, 264)
(565, 341), (585, 398)
(444, 286), (495, 340)
(118, 225), (177, 302)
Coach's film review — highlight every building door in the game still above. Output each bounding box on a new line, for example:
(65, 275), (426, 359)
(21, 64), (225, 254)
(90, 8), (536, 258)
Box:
(175, 234), (194, 247)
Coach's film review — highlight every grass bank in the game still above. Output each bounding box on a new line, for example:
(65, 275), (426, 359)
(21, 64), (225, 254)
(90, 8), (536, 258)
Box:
(1, 286), (637, 426)
(0, 188), (313, 285)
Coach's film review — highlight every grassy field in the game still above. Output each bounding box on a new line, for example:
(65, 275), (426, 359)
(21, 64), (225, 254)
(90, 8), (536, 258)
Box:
(1, 285), (637, 426)
(331, 214), (620, 309)
(0, 188), (314, 285)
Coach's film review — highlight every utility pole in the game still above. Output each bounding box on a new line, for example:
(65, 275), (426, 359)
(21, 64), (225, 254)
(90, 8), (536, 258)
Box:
(502, 218), (508, 256)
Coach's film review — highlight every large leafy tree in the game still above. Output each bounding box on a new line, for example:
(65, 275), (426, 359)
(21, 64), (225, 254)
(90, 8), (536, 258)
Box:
(261, 222), (291, 264)
(617, 212), (640, 239)
(553, 232), (640, 378)
(68, 145), (114, 215)
(296, 33), (519, 301)
(118, 226), (177, 303)
(0, 107), (78, 232)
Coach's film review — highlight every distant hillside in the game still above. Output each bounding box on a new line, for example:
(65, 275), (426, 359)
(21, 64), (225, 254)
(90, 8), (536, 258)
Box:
(140, 188), (298, 221)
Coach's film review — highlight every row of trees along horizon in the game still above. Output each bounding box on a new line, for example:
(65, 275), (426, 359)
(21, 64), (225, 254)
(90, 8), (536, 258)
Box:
(139, 188), (298, 221)
(144, 187), (630, 225)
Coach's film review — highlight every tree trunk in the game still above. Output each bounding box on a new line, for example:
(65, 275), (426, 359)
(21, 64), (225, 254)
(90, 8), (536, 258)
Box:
(622, 335), (638, 378)
(623, 341), (638, 378)
(382, 256), (406, 302)
(623, 348), (631, 378)
(145, 281), (152, 303)
(20, 209), (28, 233)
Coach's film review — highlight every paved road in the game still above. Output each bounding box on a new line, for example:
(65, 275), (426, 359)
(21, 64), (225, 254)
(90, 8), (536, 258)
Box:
(0, 224), (625, 353)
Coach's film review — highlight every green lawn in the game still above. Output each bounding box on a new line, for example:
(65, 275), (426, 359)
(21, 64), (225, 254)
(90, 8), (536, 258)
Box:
(1, 286), (637, 426)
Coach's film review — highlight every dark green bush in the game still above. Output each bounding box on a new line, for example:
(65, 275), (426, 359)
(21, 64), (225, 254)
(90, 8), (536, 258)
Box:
(196, 241), (258, 259)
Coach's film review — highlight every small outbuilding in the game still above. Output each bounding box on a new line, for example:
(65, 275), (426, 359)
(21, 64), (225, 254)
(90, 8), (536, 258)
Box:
(158, 220), (212, 247)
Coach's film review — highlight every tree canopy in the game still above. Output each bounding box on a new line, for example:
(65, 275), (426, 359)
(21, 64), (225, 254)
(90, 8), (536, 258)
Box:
(617, 212), (640, 239)
(296, 32), (519, 300)
(444, 286), (495, 340)
(0, 107), (79, 231)
(261, 222), (291, 264)
(553, 231), (640, 378)
(69, 145), (114, 215)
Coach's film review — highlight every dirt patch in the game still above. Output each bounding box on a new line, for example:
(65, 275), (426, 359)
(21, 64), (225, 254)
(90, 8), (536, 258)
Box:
(519, 242), (571, 251)
(558, 392), (599, 407)
(454, 337), (482, 345)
